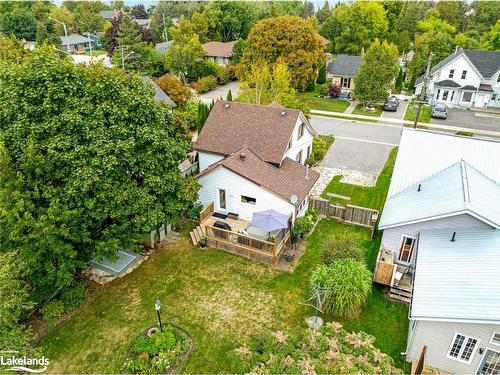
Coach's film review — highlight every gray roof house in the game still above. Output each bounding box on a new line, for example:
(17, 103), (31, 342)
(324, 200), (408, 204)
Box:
(374, 129), (500, 374)
(99, 10), (116, 20)
(60, 34), (92, 53)
(155, 41), (173, 54)
(326, 54), (362, 92)
(415, 48), (500, 109)
(142, 76), (176, 108)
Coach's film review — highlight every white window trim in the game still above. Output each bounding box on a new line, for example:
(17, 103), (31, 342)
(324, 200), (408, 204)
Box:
(397, 234), (416, 264)
(446, 332), (480, 364)
(476, 348), (500, 375)
(490, 332), (500, 347)
(240, 195), (256, 205)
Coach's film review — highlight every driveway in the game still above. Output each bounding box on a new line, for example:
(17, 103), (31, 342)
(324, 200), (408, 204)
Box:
(199, 81), (240, 104)
(381, 100), (408, 120)
(309, 116), (401, 193)
(431, 107), (500, 132)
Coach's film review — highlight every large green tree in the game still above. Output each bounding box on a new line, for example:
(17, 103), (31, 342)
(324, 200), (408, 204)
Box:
(0, 10), (37, 40)
(240, 15), (324, 89)
(482, 20), (500, 51)
(0, 48), (197, 301)
(327, 2), (388, 54)
(202, 1), (258, 42)
(354, 39), (399, 105)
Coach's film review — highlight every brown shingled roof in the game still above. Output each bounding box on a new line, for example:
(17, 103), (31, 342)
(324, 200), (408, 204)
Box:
(202, 41), (237, 58)
(195, 101), (302, 165)
(197, 147), (319, 204)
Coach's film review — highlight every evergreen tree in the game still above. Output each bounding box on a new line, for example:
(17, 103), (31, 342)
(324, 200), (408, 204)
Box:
(226, 89), (233, 101)
(317, 64), (326, 84)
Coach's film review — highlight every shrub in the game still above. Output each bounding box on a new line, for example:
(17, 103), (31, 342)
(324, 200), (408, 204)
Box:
(319, 83), (329, 96)
(186, 60), (217, 82)
(310, 259), (372, 317)
(60, 281), (86, 311)
(124, 325), (190, 374)
(225, 65), (238, 81)
(155, 74), (191, 106)
(292, 209), (318, 240)
(192, 76), (217, 93)
(317, 64), (326, 84)
(41, 299), (65, 326)
(328, 83), (342, 97)
(322, 237), (364, 264)
(456, 131), (474, 137)
(232, 322), (401, 374)
(305, 136), (333, 166)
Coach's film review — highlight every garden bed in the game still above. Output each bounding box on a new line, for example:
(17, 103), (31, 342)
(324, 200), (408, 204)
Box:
(123, 323), (193, 374)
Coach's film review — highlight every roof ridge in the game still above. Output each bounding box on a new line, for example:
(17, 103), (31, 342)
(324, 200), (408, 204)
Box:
(460, 160), (471, 205)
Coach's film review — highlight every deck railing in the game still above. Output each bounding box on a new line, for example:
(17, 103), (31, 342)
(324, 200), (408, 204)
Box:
(199, 202), (215, 223)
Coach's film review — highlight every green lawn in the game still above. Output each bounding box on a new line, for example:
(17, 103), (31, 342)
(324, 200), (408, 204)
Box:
(351, 104), (384, 117)
(40, 216), (408, 373)
(404, 102), (431, 123)
(322, 147), (398, 211)
(85, 49), (108, 56)
(296, 86), (350, 113)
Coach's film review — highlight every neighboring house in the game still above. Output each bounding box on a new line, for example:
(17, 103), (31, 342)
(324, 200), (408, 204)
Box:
(88, 32), (104, 49)
(155, 41), (173, 55)
(415, 48), (500, 109)
(374, 129), (500, 374)
(194, 101), (319, 223)
(202, 41), (236, 66)
(326, 54), (362, 93)
(60, 34), (92, 53)
(133, 18), (151, 29)
(99, 10), (116, 20)
(142, 76), (176, 108)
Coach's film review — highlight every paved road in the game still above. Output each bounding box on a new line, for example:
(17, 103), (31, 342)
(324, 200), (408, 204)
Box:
(199, 81), (240, 103)
(382, 100), (409, 120)
(311, 115), (402, 176)
(432, 107), (500, 132)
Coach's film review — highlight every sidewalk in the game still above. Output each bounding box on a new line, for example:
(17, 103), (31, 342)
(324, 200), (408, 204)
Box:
(344, 100), (358, 114)
(310, 109), (500, 138)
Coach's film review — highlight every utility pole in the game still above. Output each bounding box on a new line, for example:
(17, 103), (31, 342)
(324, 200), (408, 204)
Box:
(162, 13), (168, 42)
(414, 52), (433, 129)
(87, 32), (93, 57)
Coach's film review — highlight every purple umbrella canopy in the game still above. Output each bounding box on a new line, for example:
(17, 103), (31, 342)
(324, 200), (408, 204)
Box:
(250, 209), (289, 232)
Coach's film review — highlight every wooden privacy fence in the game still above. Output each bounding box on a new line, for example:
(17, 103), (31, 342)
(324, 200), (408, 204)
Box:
(199, 202), (214, 223)
(309, 197), (379, 230)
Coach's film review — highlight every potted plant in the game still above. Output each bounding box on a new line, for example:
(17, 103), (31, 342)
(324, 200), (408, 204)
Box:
(199, 237), (208, 248)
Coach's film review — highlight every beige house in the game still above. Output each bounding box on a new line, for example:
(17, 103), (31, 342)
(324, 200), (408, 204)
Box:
(202, 41), (237, 66)
(326, 54), (362, 93)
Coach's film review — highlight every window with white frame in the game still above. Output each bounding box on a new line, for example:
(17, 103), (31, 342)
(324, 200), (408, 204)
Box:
(449, 69), (455, 78)
(436, 89), (441, 99)
(462, 92), (472, 102)
(442, 90), (449, 101)
(342, 77), (349, 88)
(447, 333), (479, 363)
(461, 70), (467, 79)
(490, 332), (500, 346)
(298, 123), (305, 139)
(241, 195), (256, 204)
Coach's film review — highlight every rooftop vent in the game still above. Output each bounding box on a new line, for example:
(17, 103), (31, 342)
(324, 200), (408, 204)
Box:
(239, 152), (246, 160)
(280, 111), (286, 116)
(224, 103), (231, 109)
(451, 232), (456, 242)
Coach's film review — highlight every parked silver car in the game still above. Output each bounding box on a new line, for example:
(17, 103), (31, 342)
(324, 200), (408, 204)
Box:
(431, 104), (448, 119)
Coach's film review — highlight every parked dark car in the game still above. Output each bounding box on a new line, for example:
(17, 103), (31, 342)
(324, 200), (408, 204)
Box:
(431, 104), (448, 119)
(383, 96), (399, 112)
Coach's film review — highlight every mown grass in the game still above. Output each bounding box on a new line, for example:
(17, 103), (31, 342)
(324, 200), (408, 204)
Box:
(352, 104), (384, 117)
(404, 102), (431, 123)
(296, 86), (350, 113)
(322, 147), (398, 211)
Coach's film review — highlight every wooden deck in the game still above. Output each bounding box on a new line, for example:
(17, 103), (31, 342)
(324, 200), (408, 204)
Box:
(202, 215), (251, 234)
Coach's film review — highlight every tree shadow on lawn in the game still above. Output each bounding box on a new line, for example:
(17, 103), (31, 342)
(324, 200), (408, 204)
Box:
(40, 222), (408, 373)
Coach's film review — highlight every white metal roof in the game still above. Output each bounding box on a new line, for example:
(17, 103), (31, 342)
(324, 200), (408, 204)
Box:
(387, 129), (500, 198)
(411, 228), (500, 324)
(379, 160), (500, 229)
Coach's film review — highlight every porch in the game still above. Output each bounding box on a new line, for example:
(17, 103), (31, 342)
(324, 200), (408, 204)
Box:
(191, 202), (292, 265)
(373, 248), (414, 303)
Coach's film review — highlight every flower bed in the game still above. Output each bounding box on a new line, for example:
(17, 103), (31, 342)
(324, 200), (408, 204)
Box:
(123, 324), (192, 374)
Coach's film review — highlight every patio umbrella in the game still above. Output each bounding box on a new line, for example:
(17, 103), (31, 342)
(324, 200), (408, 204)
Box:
(250, 209), (289, 232)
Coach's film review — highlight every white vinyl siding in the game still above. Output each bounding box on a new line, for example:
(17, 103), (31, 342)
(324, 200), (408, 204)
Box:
(197, 166), (296, 222)
(283, 115), (313, 165)
(407, 321), (500, 374)
(198, 151), (225, 172)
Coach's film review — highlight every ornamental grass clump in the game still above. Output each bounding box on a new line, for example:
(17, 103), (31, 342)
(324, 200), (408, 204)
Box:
(310, 259), (372, 318)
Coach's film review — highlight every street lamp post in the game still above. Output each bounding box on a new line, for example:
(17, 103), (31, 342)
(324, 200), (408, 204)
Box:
(155, 299), (163, 332)
(49, 17), (69, 54)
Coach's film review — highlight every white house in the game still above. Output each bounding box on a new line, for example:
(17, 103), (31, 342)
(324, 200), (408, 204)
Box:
(375, 129), (500, 373)
(415, 48), (500, 109)
(194, 101), (318, 223)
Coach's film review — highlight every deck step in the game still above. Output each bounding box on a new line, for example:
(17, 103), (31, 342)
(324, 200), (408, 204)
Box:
(389, 285), (412, 304)
(389, 293), (411, 303)
(190, 231), (198, 246)
(189, 225), (206, 247)
(195, 226), (204, 239)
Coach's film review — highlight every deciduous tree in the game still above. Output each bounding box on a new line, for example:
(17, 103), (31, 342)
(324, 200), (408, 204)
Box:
(155, 73), (191, 106)
(482, 20), (500, 51)
(202, 1), (258, 42)
(240, 16), (324, 89)
(0, 10), (37, 40)
(0, 48), (197, 300)
(354, 39), (399, 105)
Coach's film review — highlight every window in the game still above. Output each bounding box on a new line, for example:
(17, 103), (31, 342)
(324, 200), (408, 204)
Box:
(490, 332), (500, 346)
(436, 89), (441, 99)
(287, 138), (292, 150)
(442, 90), (449, 101)
(497, 74), (500, 83)
(218, 189), (226, 209)
(398, 236), (415, 263)
(296, 150), (302, 163)
(306, 145), (311, 158)
(241, 195), (256, 204)
(461, 70), (467, 79)
(450, 91), (455, 101)
(493, 94), (498, 101)
(449, 69), (455, 78)
(462, 92), (472, 102)
(447, 333), (479, 363)
(342, 77), (350, 88)
(479, 350), (500, 375)
(298, 123), (305, 139)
